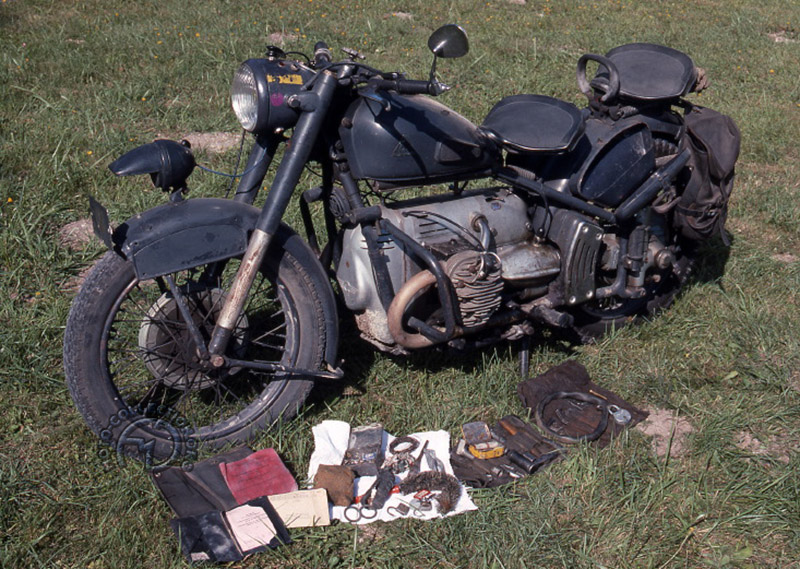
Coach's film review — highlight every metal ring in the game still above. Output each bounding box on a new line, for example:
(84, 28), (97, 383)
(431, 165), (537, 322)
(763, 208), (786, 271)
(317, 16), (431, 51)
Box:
(343, 505), (362, 522)
(359, 506), (378, 520)
(389, 435), (419, 454)
(535, 391), (608, 444)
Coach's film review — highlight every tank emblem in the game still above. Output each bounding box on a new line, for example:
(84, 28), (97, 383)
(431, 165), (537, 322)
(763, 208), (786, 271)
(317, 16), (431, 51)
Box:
(392, 140), (412, 157)
(266, 74), (304, 85)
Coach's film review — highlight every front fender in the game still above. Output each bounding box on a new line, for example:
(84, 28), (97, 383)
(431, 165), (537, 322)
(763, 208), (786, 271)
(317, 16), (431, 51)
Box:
(108, 197), (339, 367)
(112, 198), (258, 279)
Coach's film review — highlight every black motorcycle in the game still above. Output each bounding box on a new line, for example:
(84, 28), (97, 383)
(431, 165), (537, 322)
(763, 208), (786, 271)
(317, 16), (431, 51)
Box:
(64, 25), (739, 461)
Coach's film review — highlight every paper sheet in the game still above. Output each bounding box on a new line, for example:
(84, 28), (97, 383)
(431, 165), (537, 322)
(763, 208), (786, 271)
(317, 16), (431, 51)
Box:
(268, 489), (331, 528)
(224, 504), (277, 552)
(308, 420), (351, 482)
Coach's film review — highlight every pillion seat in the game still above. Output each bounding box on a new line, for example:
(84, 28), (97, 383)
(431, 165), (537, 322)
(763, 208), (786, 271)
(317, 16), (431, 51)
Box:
(592, 43), (697, 102)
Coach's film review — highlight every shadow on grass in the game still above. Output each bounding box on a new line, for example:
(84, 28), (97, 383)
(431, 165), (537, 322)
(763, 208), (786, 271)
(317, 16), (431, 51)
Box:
(305, 311), (579, 414)
(306, 233), (733, 417)
(686, 233), (733, 285)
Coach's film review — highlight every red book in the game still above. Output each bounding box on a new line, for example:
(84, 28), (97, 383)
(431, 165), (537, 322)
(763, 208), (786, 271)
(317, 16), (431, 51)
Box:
(219, 448), (298, 504)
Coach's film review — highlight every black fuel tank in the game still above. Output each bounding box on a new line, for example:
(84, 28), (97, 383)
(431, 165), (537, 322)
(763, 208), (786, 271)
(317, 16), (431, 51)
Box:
(339, 93), (495, 186)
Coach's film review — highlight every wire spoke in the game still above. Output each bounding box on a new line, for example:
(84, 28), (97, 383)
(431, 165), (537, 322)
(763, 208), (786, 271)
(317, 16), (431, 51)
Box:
(98, 257), (306, 437)
(248, 340), (286, 352)
(249, 321), (287, 344)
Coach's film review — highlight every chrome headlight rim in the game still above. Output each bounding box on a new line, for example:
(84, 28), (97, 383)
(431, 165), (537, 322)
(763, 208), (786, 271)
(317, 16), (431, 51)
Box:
(231, 62), (260, 132)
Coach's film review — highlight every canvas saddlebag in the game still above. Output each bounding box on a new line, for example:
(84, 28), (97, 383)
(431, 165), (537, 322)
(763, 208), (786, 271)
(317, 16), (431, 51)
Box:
(673, 105), (741, 245)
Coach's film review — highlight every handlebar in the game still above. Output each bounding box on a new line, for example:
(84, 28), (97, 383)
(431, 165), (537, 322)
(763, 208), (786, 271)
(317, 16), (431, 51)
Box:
(313, 41), (332, 67)
(368, 77), (449, 96)
(303, 41), (449, 97)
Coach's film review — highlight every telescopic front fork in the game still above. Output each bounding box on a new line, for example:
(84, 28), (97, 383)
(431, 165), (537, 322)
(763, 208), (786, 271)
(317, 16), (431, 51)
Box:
(206, 70), (339, 363)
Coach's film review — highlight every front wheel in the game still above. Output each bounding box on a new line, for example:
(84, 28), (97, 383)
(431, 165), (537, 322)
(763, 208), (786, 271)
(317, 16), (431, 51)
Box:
(64, 234), (329, 464)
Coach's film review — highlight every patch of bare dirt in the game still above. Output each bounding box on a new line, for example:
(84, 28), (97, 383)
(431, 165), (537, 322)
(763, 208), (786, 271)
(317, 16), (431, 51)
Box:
(768, 30), (797, 43)
(181, 132), (241, 155)
(735, 430), (793, 464)
(58, 218), (94, 250)
(268, 32), (299, 45)
(356, 522), (385, 544)
(790, 370), (800, 394)
(771, 253), (798, 264)
(61, 265), (93, 296)
(635, 408), (694, 458)
(384, 11), (414, 20)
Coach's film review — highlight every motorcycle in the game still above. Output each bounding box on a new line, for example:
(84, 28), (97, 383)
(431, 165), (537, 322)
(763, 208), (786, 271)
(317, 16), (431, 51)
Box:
(64, 25), (739, 461)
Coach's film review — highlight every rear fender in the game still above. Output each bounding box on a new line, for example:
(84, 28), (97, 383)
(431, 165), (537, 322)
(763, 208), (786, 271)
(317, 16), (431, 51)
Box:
(103, 197), (339, 366)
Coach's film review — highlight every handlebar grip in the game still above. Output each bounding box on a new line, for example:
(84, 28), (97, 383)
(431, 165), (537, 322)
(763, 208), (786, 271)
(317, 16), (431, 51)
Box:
(372, 78), (433, 95)
(394, 79), (433, 94)
(313, 41), (332, 66)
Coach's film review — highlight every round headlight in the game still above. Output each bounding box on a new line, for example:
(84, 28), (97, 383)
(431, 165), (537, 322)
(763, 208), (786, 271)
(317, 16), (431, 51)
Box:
(231, 63), (259, 131)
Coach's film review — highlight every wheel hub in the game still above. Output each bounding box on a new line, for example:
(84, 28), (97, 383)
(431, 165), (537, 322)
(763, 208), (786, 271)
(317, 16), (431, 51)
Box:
(138, 286), (248, 390)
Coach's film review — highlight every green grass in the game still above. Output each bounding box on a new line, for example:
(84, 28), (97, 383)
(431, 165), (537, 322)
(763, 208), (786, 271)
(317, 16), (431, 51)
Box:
(2, 0), (800, 567)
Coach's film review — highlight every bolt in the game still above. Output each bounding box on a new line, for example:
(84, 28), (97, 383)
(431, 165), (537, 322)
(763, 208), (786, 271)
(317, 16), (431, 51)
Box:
(654, 249), (675, 270)
(210, 354), (225, 368)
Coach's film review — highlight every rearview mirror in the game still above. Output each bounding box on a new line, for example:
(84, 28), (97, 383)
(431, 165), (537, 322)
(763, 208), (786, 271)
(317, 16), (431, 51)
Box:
(427, 24), (469, 59)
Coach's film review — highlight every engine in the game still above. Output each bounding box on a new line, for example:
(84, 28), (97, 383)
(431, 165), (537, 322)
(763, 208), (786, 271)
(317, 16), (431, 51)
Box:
(336, 187), (562, 349)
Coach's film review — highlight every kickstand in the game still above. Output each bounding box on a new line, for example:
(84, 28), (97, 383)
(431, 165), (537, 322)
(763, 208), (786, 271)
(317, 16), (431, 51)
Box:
(518, 336), (531, 380)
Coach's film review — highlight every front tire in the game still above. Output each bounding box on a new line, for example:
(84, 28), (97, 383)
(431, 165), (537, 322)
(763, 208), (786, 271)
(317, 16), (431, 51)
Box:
(64, 235), (328, 464)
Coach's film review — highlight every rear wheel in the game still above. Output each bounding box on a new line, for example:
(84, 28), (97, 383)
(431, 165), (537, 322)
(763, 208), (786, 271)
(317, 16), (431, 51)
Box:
(569, 268), (684, 342)
(569, 215), (691, 342)
(64, 235), (327, 465)
(570, 136), (691, 342)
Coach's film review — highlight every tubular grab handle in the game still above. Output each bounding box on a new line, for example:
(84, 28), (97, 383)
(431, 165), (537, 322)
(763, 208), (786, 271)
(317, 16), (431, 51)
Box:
(577, 53), (620, 103)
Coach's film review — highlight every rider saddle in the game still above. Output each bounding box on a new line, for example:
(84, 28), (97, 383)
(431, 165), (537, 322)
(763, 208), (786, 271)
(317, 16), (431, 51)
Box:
(479, 43), (697, 155)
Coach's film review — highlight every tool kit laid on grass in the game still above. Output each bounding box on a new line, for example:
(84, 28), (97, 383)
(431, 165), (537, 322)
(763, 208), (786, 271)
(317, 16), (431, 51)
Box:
(452, 360), (646, 487)
(148, 359), (646, 563)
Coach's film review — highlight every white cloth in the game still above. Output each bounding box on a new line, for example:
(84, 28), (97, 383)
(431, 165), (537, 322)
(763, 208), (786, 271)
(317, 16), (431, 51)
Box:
(308, 420), (351, 481)
(307, 422), (477, 524)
